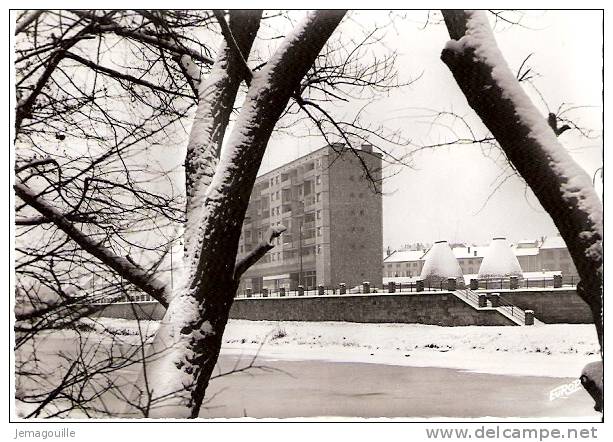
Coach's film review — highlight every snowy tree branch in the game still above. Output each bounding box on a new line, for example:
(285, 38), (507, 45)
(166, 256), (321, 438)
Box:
(14, 182), (170, 308)
(441, 10), (602, 324)
(15, 10), (44, 35)
(69, 10), (215, 65)
(182, 10), (262, 278)
(441, 8), (603, 409)
(212, 9), (253, 86)
(143, 10), (346, 418)
(234, 225), (287, 280)
(64, 52), (195, 99)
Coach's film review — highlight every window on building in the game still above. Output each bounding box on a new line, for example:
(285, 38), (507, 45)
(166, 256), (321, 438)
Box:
(316, 175), (321, 185)
(317, 210), (321, 220)
(317, 227), (322, 236)
(316, 192), (321, 202)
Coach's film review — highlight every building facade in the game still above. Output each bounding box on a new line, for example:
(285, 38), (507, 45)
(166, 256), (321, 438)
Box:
(237, 143), (383, 292)
(538, 236), (578, 275)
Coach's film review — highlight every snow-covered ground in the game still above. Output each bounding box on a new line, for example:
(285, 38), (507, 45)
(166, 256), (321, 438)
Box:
(86, 318), (599, 378)
(15, 319), (600, 418)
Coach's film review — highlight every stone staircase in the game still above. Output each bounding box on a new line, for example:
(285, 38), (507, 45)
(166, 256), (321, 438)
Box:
(452, 289), (542, 326)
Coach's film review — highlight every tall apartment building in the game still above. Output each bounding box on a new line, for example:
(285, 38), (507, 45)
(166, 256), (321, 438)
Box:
(237, 143), (383, 292)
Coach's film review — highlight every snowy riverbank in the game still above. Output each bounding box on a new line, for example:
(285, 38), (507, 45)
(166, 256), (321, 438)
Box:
(89, 318), (600, 379)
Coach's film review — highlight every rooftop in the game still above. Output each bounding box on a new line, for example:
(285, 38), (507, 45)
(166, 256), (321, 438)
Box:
(256, 143), (380, 180)
(451, 246), (488, 259)
(384, 249), (426, 263)
(540, 236), (568, 249)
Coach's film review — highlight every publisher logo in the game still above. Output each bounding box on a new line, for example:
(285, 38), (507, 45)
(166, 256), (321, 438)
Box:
(549, 379), (582, 401)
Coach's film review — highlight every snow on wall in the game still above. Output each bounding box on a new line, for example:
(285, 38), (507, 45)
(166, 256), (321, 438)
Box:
(478, 237), (523, 279)
(420, 241), (464, 282)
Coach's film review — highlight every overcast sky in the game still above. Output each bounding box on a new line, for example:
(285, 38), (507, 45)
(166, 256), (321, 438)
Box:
(256, 10), (603, 250)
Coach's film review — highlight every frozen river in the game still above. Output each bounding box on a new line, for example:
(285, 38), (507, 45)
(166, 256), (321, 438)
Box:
(200, 354), (600, 419)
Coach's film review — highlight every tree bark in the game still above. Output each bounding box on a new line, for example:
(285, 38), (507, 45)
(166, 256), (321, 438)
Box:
(440, 9), (603, 409)
(182, 11), (262, 289)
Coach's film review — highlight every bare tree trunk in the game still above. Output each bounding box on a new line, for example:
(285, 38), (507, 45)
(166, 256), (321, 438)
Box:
(141, 10), (346, 418)
(182, 11), (262, 285)
(440, 9), (603, 409)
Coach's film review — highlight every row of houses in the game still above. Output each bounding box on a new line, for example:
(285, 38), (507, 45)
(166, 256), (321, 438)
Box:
(383, 236), (577, 280)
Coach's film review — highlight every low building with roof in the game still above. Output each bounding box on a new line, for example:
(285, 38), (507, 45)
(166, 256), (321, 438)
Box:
(452, 245), (487, 275)
(539, 236), (577, 275)
(382, 249), (426, 278)
(512, 239), (541, 272)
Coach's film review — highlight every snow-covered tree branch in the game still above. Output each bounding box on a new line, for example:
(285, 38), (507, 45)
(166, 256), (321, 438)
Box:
(14, 182), (171, 308)
(440, 9), (603, 409)
(139, 10), (346, 418)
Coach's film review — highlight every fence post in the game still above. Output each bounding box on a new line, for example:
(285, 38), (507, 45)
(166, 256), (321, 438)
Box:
(478, 294), (487, 308)
(416, 279), (424, 292)
(339, 283), (346, 295)
(470, 278), (478, 290)
(362, 281), (370, 294)
(447, 277), (457, 291)
(489, 293), (500, 307)
(525, 310), (535, 326)
(297, 285), (304, 296)
(388, 281), (396, 293)
(509, 276), (518, 290)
